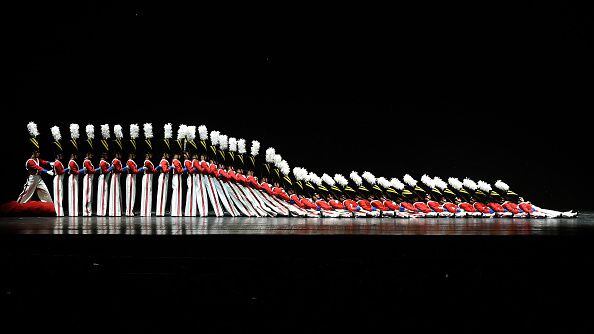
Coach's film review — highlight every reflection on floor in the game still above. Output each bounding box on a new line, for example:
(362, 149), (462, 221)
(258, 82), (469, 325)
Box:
(0, 213), (590, 235)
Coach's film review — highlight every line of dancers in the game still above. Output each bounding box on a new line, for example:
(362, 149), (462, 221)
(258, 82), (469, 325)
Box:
(18, 122), (577, 218)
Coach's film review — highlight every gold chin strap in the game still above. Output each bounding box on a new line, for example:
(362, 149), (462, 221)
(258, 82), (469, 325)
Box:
(30, 137), (39, 149)
(145, 139), (152, 150)
(130, 139), (136, 150)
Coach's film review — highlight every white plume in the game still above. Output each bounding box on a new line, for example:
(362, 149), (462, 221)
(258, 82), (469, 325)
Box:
(251, 140), (260, 156)
(27, 122), (39, 137)
(85, 124), (94, 139)
(143, 123), (153, 139)
(279, 160), (290, 176)
(237, 139), (246, 154)
(477, 180), (492, 192)
(265, 147), (276, 163)
(495, 180), (510, 191)
(114, 124), (123, 139)
(403, 174), (417, 187)
(70, 124), (80, 139)
(334, 174), (348, 187)
(293, 167), (308, 181)
(362, 171), (376, 185)
(322, 173), (336, 186)
(377, 177), (391, 189)
(448, 177), (463, 190)
(433, 176), (448, 190)
(130, 124), (140, 140)
(350, 171), (362, 186)
(421, 174), (435, 188)
(177, 124), (188, 141)
(101, 124), (110, 139)
(273, 154), (282, 165)
(50, 126), (61, 141)
(463, 178), (478, 191)
(308, 172), (322, 186)
(186, 126), (196, 140)
(229, 137), (237, 152)
(210, 130), (220, 145)
(218, 134), (228, 149)
(198, 125), (208, 140)
(390, 178), (405, 190)
(164, 123), (173, 139)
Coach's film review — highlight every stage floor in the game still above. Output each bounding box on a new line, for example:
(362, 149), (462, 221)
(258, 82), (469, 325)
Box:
(1, 212), (591, 235)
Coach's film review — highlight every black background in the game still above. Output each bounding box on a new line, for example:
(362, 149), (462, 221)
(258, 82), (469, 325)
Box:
(3, 0), (592, 209)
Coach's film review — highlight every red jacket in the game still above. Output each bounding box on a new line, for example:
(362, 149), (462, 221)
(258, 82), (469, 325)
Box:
(172, 159), (183, 174)
(69, 160), (80, 175)
(413, 202), (432, 213)
(247, 175), (261, 189)
(54, 160), (66, 175)
(443, 202), (458, 213)
(519, 202), (533, 213)
(192, 160), (203, 174)
(111, 159), (122, 173)
(329, 199), (345, 210)
(99, 159), (110, 174)
(25, 158), (50, 175)
(488, 202), (505, 213)
(273, 187), (291, 201)
(126, 159), (139, 174)
(459, 202), (475, 212)
(208, 163), (218, 177)
(218, 169), (230, 182)
(184, 160), (193, 174)
(301, 198), (318, 210)
(83, 159), (96, 174)
(400, 202), (417, 213)
(502, 201), (520, 214)
(290, 194), (305, 208)
(427, 201), (444, 213)
(473, 202), (491, 214)
(236, 173), (248, 185)
(383, 200), (399, 211)
(315, 200), (333, 211)
(343, 199), (359, 212)
(227, 170), (237, 182)
(357, 200), (373, 211)
(260, 182), (274, 196)
(144, 160), (156, 174)
(371, 200), (389, 211)
(159, 159), (169, 173)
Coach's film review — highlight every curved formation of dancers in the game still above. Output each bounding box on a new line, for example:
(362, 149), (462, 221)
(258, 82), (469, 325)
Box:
(17, 122), (577, 218)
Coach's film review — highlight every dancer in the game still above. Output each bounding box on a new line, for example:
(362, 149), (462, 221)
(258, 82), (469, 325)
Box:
(155, 123), (172, 216)
(108, 124), (124, 216)
(81, 124), (97, 216)
(124, 124), (140, 216)
(96, 124), (111, 216)
(49, 126), (66, 216)
(67, 124), (80, 216)
(17, 122), (54, 204)
(139, 123), (156, 216)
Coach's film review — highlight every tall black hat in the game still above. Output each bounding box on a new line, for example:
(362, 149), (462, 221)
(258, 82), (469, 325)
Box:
(227, 137), (238, 166)
(143, 123), (154, 155)
(175, 124), (187, 155)
(84, 124), (95, 155)
(248, 140), (260, 172)
(186, 125), (198, 156)
(403, 174), (427, 201)
(49, 125), (63, 157)
(162, 123), (173, 155)
(99, 124), (111, 154)
(208, 130), (219, 161)
(217, 134), (228, 163)
(361, 172), (385, 198)
(448, 177), (472, 202)
(69, 123), (80, 155)
(128, 123), (140, 154)
(197, 125), (209, 158)
(26, 122), (41, 152)
(113, 124), (124, 154)
(350, 171), (371, 198)
(236, 138), (247, 168)
(494, 180), (520, 202)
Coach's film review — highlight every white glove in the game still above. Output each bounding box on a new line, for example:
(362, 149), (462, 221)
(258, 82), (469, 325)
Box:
(46, 170), (55, 176)
(49, 162), (55, 167)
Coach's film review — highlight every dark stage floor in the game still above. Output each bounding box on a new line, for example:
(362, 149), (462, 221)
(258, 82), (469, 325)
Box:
(0, 212), (592, 236)
(1, 213), (593, 331)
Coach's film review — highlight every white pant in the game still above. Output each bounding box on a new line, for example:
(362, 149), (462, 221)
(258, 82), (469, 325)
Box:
(156, 173), (169, 216)
(96, 173), (110, 216)
(82, 174), (94, 216)
(221, 181), (251, 216)
(68, 174), (79, 216)
(171, 173), (183, 216)
(184, 174), (197, 216)
(212, 177), (236, 216)
(125, 174), (137, 216)
(17, 174), (52, 204)
(52, 174), (64, 216)
(195, 173), (209, 216)
(108, 173), (122, 216)
(203, 174), (223, 216)
(140, 173), (153, 216)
